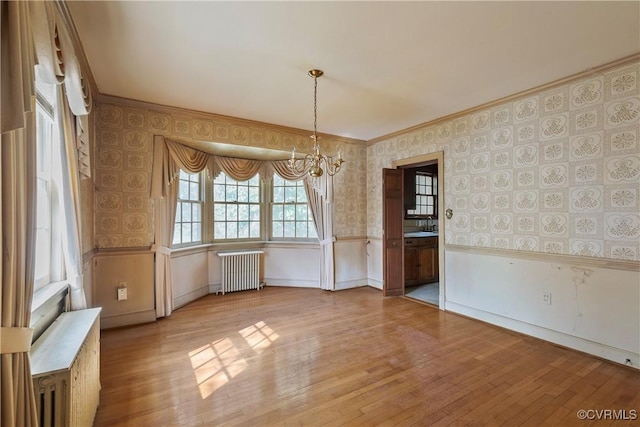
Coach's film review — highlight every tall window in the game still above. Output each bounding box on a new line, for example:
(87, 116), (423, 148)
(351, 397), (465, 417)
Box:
(213, 173), (261, 240)
(271, 175), (316, 239)
(34, 81), (62, 290)
(173, 171), (202, 245)
(407, 172), (436, 216)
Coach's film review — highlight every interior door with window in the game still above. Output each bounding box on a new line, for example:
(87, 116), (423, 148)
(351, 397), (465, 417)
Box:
(382, 168), (404, 296)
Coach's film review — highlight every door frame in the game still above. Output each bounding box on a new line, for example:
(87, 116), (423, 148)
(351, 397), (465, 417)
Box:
(390, 151), (445, 308)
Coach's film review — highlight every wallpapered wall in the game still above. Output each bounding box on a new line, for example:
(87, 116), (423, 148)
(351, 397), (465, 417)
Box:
(368, 60), (640, 261)
(94, 101), (367, 248)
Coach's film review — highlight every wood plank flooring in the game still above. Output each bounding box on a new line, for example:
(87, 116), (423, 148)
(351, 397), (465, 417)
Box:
(94, 286), (639, 426)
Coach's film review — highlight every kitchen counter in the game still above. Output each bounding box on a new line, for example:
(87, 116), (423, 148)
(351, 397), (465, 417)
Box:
(404, 231), (439, 238)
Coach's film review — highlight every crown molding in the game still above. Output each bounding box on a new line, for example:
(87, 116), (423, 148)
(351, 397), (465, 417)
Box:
(96, 93), (366, 146)
(367, 53), (640, 145)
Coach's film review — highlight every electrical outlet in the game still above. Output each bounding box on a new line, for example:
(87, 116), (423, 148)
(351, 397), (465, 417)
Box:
(542, 292), (552, 305)
(117, 283), (127, 301)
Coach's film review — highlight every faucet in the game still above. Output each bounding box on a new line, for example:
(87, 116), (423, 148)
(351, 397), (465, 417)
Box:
(425, 216), (433, 231)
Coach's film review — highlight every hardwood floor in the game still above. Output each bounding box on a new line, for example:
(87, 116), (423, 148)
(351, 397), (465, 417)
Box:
(94, 286), (639, 426)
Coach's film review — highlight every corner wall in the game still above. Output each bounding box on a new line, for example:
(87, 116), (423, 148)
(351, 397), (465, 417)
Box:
(366, 58), (640, 366)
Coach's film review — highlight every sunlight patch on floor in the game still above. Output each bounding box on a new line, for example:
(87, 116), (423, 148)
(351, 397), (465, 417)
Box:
(188, 321), (279, 399)
(239, 320), (279, 354)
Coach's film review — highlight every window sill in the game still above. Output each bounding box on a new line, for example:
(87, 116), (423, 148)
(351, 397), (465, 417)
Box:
(31, 281), (68, 314)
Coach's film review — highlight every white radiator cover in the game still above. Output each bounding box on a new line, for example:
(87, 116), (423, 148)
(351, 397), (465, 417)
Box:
(217, 250), (264, 294)
(31, 308), (101, 427)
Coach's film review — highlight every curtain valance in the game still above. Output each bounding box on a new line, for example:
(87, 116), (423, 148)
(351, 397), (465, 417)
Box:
(151, 136), (310, 199)
(30, 1), (92, 115)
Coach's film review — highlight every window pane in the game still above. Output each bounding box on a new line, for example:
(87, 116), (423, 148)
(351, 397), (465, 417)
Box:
(193, 223), (201, 241)
(193, 204), (201, 221)
(189, 182), (199, 200)
(249, 205), (260, 220)
(238, 221), (249, 239)
(284, 221), (296, 238)
(308, 225), (317, 239)
(297, 187), (307, 203)
(285, 187), (296, 202)
(272, 221), (283, 237)
(179, 181), (189, 200)
(296, 205), (307, 220)
(34, 229), (50, 282)
(214, 204), (226, 220)
(238, 204), (249, 221)
(226, 186), (237, 202)
(182, 203), (191, 222)
(226, 205), (237, 221)
(237, 185), (248, 203)
(250, 221), (260, 238)
(272, 205), (283, 220)
(214, 184), (226, 201)
(273, 186), (284, 203)
(249, 187), (259, 202)
(214, 223), (226, 239)
(226, 222), (237, 239)
(284, 205), (295, 220)
(296, 221), (307, 237)
(182, 224), (191, 243)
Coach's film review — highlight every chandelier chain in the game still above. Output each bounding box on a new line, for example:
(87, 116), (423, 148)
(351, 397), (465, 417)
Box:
(313, 74), (318, 144)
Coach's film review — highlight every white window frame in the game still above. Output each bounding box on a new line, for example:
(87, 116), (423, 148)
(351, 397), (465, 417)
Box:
(407, 172), (437, 217)
(173, 170), (204, 247)
(270, 175), (317, 240)
(171, 171), (316, 247)
(212, 173), (262, 241)
(34, 85), (64, 292)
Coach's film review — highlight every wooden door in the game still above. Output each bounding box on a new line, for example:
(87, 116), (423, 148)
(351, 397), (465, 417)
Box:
(383, 168), (404, 296)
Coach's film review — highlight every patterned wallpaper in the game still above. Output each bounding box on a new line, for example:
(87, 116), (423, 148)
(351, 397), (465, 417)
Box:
(367, 60), (640, 261)
(94, 100), (367, 248)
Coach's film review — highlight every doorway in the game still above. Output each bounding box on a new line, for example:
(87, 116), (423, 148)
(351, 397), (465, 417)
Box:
(383, 152), (445, 308)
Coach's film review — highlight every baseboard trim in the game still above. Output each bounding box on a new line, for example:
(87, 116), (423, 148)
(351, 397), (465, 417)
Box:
(100, 309), (156, 329)
(445, 301), (639, 369)
(174, 285), (209, 310)
(335, 279), (368, 290)
(367, 279), (383, 290)
(264, 279), (319, 288)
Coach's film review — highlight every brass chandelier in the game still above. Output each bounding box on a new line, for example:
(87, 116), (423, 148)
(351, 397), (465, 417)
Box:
(289, 69), (344, 178)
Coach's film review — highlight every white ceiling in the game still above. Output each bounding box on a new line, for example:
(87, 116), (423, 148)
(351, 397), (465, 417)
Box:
(67, 1), (640, 142)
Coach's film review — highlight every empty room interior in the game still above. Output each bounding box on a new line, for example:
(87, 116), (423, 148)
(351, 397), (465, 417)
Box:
(2, 1), (640, 426)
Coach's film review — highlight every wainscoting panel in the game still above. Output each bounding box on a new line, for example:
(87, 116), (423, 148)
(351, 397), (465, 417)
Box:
(445, 246), (639, 367)
(93, 249), (155, 328)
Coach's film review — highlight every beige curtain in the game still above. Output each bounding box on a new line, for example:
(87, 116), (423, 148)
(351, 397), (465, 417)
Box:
(0, 1), (39, 425)
(153, 183), (178, 318)
(56, 85), (87, 310)
(151, 136), (210, 317)
(304, 174), (336, 290)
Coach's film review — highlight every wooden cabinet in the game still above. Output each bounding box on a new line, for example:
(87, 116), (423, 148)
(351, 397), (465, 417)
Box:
(404, 237), (438, 286)
(404, 246), (419, 285)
